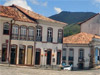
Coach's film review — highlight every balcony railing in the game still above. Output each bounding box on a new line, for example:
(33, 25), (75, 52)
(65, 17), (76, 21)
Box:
(58, 38), (63, 43)
(20, 35), (27, 40)
(68, 57), (74, 61)
(28, 36), (34, 41)
(12, 34), (18, 40)
(78, 57), (84, 62)
(47, 37), (52, 42)
(36, 36), (42, 41)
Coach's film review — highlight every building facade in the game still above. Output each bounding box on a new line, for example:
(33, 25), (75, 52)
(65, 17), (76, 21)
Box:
(80, 13), (100, 35)
(0, 5), (66, 66)
(63, 32), (100, 70)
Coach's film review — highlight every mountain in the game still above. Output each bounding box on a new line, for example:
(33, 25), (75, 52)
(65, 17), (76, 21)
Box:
(49, 11), (96, 24)
(49, 11), (96, 37)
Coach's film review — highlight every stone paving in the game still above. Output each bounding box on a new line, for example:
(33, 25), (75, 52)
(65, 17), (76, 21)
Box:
(0, 66), (100, 75)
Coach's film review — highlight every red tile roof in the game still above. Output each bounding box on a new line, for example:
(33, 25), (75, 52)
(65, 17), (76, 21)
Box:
(0, 5), (35, 23)
(0, 4), (67, 25)
(63, 32), (100, 44)
(11, 4), (66, 25)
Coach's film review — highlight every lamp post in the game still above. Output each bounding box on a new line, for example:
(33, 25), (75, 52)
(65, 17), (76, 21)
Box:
(8, 19), (15, 67)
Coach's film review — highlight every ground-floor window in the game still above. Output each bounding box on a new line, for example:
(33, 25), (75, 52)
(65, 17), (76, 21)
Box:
(2, 44), (7, 62)
(35, 49), (41, 65)
(27, 46), (33, 65)
(19, 45), (25, 64)
(78, 63), (84, 69)
(10, 45), (17, 64)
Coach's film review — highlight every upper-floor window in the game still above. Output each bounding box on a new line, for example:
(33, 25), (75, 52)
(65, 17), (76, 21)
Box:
(58, 29), (63, 43)
(28, 27), (34, 41)
(69, 48), (74, 61)
(36, 26), (42, 41)
(47, 27), (53, 42)
(79, 49), (84, 58)
(20, 26), (27, 40)
(3, 22), (9, 35)
(12, 25), (18, 40)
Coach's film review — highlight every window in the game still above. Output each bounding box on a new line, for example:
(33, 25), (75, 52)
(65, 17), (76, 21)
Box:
(12, 25), (18, 39)
(28, 27), (34, 41)
(20, 26), (27, 40)
(36, 26), (42, 41)
(69, 48), (74, 61)
(78, 49), (84, 62)
(3, 22), (9, 35)
(47, 28), (53, 42)
(62, 48), (66, 61)
(79, 49), (84, 58)
(58, 29), (63, 43)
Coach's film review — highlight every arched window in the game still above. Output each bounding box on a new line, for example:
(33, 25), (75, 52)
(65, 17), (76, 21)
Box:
(47, 27), (53, 42)
(12, 25), (18, 40)
(28, 27), (34, 41)
(36, 26), (42, 41)
(3, 22), (9, 35)
(58, 29), (63, 43)
(20, 26), (27, 40)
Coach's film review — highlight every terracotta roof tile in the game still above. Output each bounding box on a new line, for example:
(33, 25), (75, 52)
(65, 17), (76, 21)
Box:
(63, 32), (100, 44)
(11, 4), (66, 25)
(0, 5), (35, 23)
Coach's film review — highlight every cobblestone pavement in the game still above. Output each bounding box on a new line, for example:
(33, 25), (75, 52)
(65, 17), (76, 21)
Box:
(0, 66), (100, 75)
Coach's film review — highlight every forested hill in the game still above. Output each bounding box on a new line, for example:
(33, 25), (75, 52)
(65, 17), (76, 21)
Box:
(49, 11), (96, 24)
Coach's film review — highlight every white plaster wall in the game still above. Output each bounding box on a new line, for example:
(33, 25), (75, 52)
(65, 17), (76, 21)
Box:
(81, 14), (100, 35)
(63, 45), (91, 69)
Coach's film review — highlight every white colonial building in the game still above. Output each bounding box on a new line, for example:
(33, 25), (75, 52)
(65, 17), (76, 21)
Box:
(63, 32), (100, 70)
(0, 4), (66, 66)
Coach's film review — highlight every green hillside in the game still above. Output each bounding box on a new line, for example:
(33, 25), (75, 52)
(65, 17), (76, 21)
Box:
(64, 24), (80, 37)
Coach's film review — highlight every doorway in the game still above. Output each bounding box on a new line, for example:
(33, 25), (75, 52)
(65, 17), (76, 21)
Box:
(2, 44), (7, 62)
(57, 51), (61, 65)
(27, 46), (33, 65)
(47, 50), (52, 65)
(35, 49), (41, 65)
(19, 45), (25, 64)
(10, 45), (17, 64)
(78, 63), (84, 69)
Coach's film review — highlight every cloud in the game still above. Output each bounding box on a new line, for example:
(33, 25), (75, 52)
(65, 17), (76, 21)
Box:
(95, 0), (100, 3)
(30, 0), (47, 6)
(54, 7), (62, 14)
(4, 0), (32, 10)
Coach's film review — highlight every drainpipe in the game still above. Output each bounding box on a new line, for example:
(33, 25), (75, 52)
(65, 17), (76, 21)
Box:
(8, 19), (15, 67)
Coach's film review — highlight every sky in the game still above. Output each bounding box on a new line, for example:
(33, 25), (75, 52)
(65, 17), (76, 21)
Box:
(0, 0), (100, 17)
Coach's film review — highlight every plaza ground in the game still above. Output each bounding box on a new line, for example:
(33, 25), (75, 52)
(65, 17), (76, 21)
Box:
(0, 66), (100, 75)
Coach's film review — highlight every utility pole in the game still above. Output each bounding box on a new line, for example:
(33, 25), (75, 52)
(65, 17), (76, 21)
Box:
(33, 21), (38, 66)
(8, 19), (15, 67)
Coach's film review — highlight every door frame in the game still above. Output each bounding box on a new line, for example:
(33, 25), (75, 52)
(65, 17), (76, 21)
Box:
(19, 45), (26, 65)
(46, 49), (52, 65)
(56, 50), (62, 65)
(35, 48), (41, 65)
(10, 44), (17, 64)
(27, 45), (33, 66)
(1, 44), (7, 62)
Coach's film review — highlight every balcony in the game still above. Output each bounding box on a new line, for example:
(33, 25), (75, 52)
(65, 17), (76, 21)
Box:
(12, 34), (18, 40)
(36, 36), (42, 41)
(47, 37), (52, 42)
(68, 57), (74, 61)
(78, 57), (84, 62)
(28, 36), (34, 41)
(58, 38), (63, 43)
(20, 35), (27, 40)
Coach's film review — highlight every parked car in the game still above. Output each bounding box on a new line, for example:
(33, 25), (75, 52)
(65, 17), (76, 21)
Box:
(61, 65), (72, 71)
